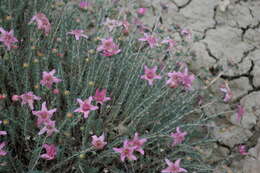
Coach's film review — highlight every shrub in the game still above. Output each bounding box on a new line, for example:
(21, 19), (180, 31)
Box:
(0, 0), (214, 172)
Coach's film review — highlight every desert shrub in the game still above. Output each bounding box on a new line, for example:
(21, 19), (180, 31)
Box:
(0, 0), (214, 172)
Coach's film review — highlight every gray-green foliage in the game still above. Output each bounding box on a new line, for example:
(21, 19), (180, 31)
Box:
(0, 0), (214, 172)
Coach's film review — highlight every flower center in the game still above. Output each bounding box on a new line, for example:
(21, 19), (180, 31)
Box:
(25, 95), (33, 100)
(40, 112), (48, 119)
(45, 75), (53, 82)
(82, 103), (91, 111)
(123, 148), (130, 155)
(146, 72), (154, 79)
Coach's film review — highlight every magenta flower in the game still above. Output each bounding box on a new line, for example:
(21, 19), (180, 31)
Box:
(38, 120), (58, 136)
(79, 1), (91, 10)
(97, 37), (121, 56)
(170, 127), (187, 146)
(166, 71), (183, 88)
(32, 102), (57, 127)
(161, 37), (176, 50)
(138, 33), (158, 48)
(141, 65), (161, 86)
(29, 13), (51, 35)
(180, 29), (192, 39)
(0, 27), (18, 50)
(67, 30), (88, 40)
(40, 69), (62, 89)
(0, 121), (7, 136)
(74, 97), (98, 119)
(93, 89), (111, 104)
(19, 92), (41, 110)
(180, 67), (195, 90)
(137, 8), (147, 15)
(91, 133), (107, 150)
(238, 145), (249, 155)
(40, 144), (57, 160)
(0, 142), (7, 156)
(220, 82), (233, 102)
(103, 18), (122, 32)
(161, 159), (187, 173)
(113, 140), (137, 162)
(236, 104), (245, 123)
(128, 133), (147, 155)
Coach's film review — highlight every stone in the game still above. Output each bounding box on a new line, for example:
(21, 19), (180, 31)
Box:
(213, 125), (253, 147)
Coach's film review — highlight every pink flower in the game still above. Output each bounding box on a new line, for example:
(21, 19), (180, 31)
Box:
(67, 30), (88, 40)
(0, 142), (7, 156)
(0, 27), (18, 50)
(40, 69), (62, 89)
(74, 97), (98, 119)
(170, 127), (187, 146)
(12, 95), (20, 102)
(19, 92), (41, 110)
(122, 20), (130, 34)
(29, 13), (51, 35)
(166, 72), (183, 88)
(32, 102), (57, 127)
(141, 65), (162, 86)
(128, 133), (147, 155)
(137, 8), (147, 15)
(161, 37), (176, 50)
(220, 82), (233, 102)
(236, 104), (245, 123)
(40, 144), (57, 160)
(103, 18), (122, 32)
(38, 120), (58, 136)
(52, 89), (60, 95)
(79, 1), (91, 10)
(180, 29), (192, 39)
(91, 133), (107, 150)
(93, 89), (111, 104)
(180, 67), (195, 90)
(97, 37), (121, 56)
(161, 159), (187, 173)
(113, 140), (137, 162)
(238, 145), (249, 155)
(138, 33), (158, 48)
(166, 67), (195, 90)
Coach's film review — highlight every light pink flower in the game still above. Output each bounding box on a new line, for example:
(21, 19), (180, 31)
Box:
(40, 69), (62, 89)
(93, 89), (111, 104)
(52, 89), (60, 95)
(19, 92), (41, 110)
(103, 18), (122, 32)
(0, 142), (7, 156)
(29, 13), (51, 35)
(137, 8), (147, 15)
(170, 127), (187, 146)
(40, 144), (57, 160)
(122, 20), (130, 34)
(79, 1), (91, 10)
(74, 97), (98, 119)
(161, 37), (176, 50)
(128, 133), (147, 155)
(238, 145), (249, 155)
(166, 71), (183, 88)
(220, 82), (233, 102)
(180, 67), (195, 90)
(113, 140), (137, 162)
(97, 37), (121, 56)
(141, 65), (162, 86)
(38, 120), (58, 136)
(91, 133), (107, 150)
(32, 102), (57, 127)
(67, 30), (88, 40)
(161, 159), (187, 173)
(138, 33), (158, 48)
(180, 29), (192, 39)
(0, 27), (18, 50)
(12, 95), (20, 102)
(236, 104), (245, 123)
